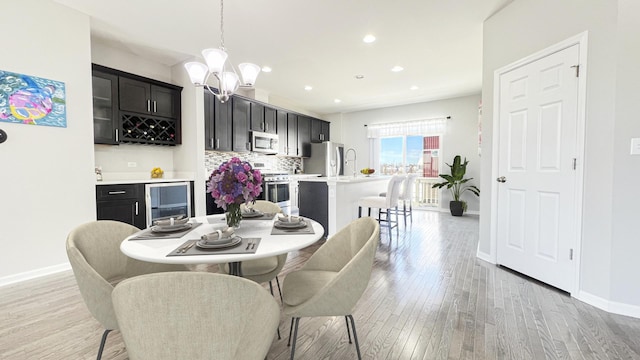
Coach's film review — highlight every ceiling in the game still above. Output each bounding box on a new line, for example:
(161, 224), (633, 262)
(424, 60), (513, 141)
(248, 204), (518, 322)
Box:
(54, 0), (512, 115)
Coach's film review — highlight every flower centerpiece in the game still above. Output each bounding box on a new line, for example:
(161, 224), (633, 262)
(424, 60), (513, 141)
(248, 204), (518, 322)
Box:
(207, 157), (263, 228)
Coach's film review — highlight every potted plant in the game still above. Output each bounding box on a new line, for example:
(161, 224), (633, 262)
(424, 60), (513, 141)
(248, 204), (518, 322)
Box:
(432, 155), (479, 216)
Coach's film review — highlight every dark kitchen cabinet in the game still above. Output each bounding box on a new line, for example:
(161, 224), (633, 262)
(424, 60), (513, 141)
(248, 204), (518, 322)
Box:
(297, 115), (311, 157)
(276, 110), (288, 155)
(96, 184), (146, 229)
(119, 77), (180, 119)
(249, 102), (265, 132)
(91, 64), (182, 146)
(311, 118), (330, 143)
(263, 107), (278, 134)
(92, 69), (119, 144)
(232, 97), (251, 152)
(204, 91), (232, 151)
(287, 113), (298, 156)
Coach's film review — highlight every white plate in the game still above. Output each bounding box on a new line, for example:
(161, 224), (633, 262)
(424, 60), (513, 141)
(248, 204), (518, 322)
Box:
(274, 220), (307, 229)
(242, 210), (264, 218)
(151, 223), (192, 233)
(195, 236), (242, 249)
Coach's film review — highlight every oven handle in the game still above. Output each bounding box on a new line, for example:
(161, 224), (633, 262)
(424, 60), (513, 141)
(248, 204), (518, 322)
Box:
(265, 181), (290, 185)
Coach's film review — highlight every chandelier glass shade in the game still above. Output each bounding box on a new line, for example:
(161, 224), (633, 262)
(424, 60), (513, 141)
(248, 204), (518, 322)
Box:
(184, 0), (260, 103)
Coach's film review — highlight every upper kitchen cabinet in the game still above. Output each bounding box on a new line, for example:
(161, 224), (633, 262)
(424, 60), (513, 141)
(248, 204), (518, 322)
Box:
(297, 115), (311, 157)
(232, 97), (251, 152)
(249, 101), (266, 132)
(311, 118), (330, 143)
(276, 109), (288, 155)
(263, 107), (278, 134)
(204, 91), (232, 151)
(92, 69), (119, 144)
(119, 78), (180, 119)
(287, 113), (298, 156)
(91, 64), (182, 146)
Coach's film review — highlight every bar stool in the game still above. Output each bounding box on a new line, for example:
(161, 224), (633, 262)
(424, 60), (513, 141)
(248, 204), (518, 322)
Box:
(398, 174), (418, 226)
(357, 175), (405, 241)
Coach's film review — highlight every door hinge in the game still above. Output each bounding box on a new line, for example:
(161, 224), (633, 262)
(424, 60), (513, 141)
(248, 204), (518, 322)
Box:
(573, 158), (577, 170)
(571, 64), (580, 77)
(570, 248), (574, 260)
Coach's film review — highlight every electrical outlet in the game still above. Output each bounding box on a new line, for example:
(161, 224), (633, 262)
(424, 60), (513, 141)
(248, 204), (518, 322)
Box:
(631, 138), (640, 155)
(127, 162), (137, 168)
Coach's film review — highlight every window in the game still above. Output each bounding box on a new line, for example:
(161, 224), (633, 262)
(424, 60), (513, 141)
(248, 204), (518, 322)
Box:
(379, 135), (440, 176)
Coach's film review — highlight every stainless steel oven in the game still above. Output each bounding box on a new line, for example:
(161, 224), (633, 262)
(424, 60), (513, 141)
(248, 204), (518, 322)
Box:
(258, 173), (291, 214)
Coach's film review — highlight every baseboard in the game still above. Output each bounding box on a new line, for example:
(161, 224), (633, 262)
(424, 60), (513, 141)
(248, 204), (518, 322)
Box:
(576, 290), (640, 319)
(476, 250), (495, 264)
(0, 262), (71, 288)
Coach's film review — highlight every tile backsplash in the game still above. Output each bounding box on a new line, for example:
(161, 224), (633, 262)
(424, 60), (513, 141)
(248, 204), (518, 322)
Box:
(204, 151), (301, 174)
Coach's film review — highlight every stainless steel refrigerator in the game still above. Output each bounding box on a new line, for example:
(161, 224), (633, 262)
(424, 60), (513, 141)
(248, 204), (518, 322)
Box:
(303, 141), (345, 177)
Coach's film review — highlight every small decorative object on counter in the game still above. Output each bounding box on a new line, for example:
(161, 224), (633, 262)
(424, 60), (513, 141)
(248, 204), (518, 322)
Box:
(207, 157), (263, 228)
(360, 168), (375, 176)
(95, 166), (103, 181)
(151, 167), (164, 178)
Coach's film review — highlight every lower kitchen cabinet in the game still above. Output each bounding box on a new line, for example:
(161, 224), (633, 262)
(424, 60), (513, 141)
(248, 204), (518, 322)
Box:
(96, 184), (146, 229)
(298, 181), (328, 237)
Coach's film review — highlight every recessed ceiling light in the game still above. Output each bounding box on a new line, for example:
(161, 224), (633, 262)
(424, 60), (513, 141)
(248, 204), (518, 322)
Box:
(363, 34), (376, 43)
(410, 85), (419, 90)
(334, 99), (342, 103)
(304, 85), (313, 91)
(391, 66), (404, 72)
(261, 66), (272, 73)
(355, 75), (365, 80)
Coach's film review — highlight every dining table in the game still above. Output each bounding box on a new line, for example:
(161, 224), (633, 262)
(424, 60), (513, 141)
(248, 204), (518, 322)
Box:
(120, 214), (325, 277)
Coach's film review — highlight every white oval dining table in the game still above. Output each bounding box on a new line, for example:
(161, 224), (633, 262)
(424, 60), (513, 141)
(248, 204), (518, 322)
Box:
(120, 215), (324, 275)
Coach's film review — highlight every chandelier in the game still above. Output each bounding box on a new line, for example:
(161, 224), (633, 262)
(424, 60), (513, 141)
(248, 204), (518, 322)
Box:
(184, 0), (260, 103)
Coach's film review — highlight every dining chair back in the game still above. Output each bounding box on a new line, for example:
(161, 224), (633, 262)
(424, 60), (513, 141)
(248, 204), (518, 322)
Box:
(112, 272), (280, 360)
(282, 217), (380, 359)
(66, 220), (186, 360)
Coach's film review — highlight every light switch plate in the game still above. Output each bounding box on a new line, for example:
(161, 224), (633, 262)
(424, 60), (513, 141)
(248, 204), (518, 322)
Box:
(631, 138), (640, 155)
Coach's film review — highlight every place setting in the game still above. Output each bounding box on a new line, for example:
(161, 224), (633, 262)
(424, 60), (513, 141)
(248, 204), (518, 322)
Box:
(167, 226), (260, 256)
(240, 207), (277, 220)
(271, 215), (315, 235)
(129, 215), (202, 240)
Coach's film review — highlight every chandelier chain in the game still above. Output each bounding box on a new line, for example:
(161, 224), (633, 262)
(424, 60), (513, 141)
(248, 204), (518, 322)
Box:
(220, 0), (225, 50)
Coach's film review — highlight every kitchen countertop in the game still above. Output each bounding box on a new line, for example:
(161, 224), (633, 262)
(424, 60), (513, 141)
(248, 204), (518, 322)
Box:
(96, 171), (195, 185)
(97, 178), (194, 185)
(297, 175), (390, 184)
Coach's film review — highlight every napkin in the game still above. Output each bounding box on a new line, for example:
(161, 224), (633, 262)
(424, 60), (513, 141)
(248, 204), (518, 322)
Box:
(153, 215), (189, 227)
(200, 227), (235, 243)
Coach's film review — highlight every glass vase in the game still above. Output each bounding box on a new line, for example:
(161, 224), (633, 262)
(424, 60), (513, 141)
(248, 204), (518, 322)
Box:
(225, 203), (242, 229)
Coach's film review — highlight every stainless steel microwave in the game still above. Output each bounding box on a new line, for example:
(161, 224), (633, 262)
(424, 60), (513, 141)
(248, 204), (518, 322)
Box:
(252, 131), (279, 154)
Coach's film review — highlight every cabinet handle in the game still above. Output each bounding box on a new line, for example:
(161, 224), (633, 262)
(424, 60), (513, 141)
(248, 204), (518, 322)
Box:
(210, 138), (214, 148)
(265, 123), (268, 132)
(247, 142), (251, 150)
(115, 128), (119, 142)
(135, 201), (139, 215)
(153, 101), (157, 113)
(147, 100), (151, 112)
(216, 139), (220, 149)
(108, 191), (126, 195)
(261, 123), (264, 131)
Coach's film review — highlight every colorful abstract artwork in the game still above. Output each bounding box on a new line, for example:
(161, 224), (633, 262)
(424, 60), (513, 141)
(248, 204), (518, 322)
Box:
(0, 70), (66, 127)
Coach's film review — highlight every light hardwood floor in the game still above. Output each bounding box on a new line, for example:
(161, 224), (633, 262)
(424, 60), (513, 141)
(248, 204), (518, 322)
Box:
(2, 211), (640, 359)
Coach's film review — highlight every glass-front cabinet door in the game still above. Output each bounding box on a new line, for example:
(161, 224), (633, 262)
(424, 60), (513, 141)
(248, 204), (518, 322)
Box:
(92, 69), (119, 144)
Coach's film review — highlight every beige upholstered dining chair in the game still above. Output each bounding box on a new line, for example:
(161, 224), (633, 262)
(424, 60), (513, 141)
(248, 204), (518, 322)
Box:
(282, 217), (380, 360)
(111, 272), (280, 360)
(357, 174), (404, 241)
(221, 200), (287, 302)
(66, 220), (186, 360)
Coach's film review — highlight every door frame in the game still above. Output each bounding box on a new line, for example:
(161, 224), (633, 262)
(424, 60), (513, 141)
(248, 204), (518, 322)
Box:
(490, 32), (588, 295)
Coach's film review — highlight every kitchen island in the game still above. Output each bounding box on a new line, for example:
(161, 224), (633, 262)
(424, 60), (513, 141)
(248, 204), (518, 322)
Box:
(298, 176), (390, 237)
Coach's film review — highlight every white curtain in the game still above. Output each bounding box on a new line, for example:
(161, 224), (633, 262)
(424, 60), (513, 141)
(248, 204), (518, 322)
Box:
(366, 117), (447, 138)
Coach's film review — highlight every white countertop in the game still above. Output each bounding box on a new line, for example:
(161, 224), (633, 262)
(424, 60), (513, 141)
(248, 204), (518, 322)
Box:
(95, 171), (196, 185)
(97, 178), (194, 185)
(298, 175), (390, 184)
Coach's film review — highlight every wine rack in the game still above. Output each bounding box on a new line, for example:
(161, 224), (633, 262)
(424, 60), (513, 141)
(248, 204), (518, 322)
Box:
(120, 113), (178, 145)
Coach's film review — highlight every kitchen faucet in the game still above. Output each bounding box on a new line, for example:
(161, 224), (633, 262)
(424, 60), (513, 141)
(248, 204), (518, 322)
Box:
(345, 148), (357, 177)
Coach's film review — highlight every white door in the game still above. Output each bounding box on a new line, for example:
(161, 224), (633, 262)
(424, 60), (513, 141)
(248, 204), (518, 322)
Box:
(496, 44), (580, 293)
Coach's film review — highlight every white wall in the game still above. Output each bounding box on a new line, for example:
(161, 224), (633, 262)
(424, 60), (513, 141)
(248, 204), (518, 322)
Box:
(611, 0), (640, 307)
(483, 0), (640, 314)
(0, 1), (94, 282)
(332, 94), (482, 212)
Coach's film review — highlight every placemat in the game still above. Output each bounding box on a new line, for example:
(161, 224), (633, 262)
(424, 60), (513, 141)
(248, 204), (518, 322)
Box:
(129, 222), (203, 240)
(270, 220), (315, 235)
(166, 237), (261, 256)
(241, 212), (277, 220)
